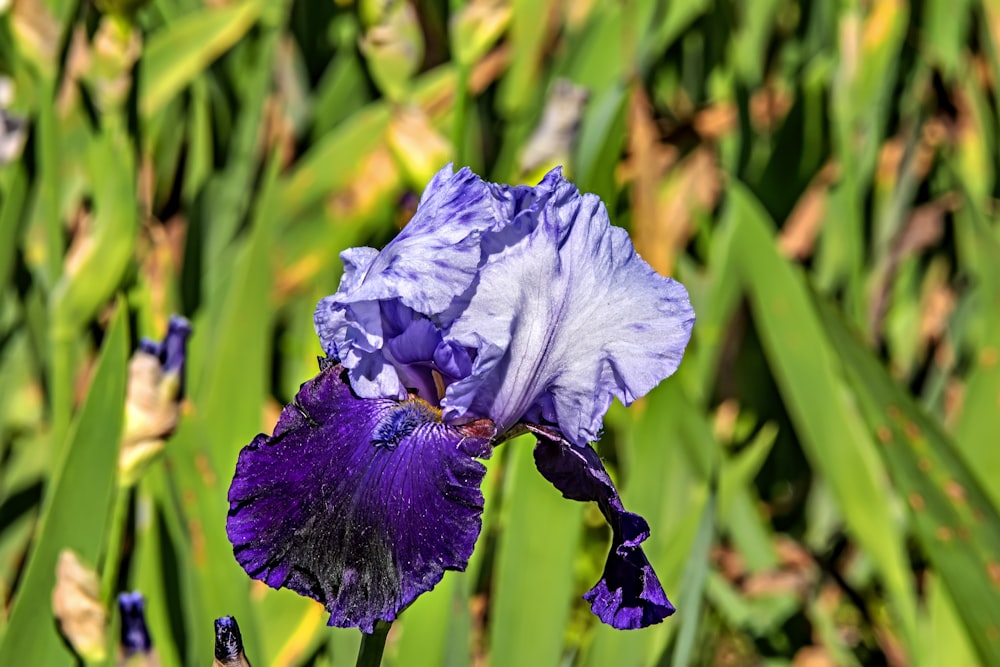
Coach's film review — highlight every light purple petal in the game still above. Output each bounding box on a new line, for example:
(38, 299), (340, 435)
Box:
(433, 340), (473, 380)
(385, 318), (440, 401)
(337, 166), (504, 315)
(529, 424), (674, 629)
(312, 166), (572, 404)
(443, 175), (694, 444)
(226, 363), (495, 632)
(314, 247), (382, 357)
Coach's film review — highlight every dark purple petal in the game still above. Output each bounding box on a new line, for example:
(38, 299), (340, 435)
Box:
(117, 591), (152, 655)
(529, 424), (675, 629)
(226, 364), (495, 632)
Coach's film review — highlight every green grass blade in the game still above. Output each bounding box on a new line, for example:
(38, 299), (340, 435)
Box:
(140, 0), (263, 118)
(0, 299), (128, 664)
(950, 208), (1000, 509)
(489, 437), (583, 667)
(818, 299), (1000, 665)
(728, 183), (919, 653)
(669, 486), (716, 667)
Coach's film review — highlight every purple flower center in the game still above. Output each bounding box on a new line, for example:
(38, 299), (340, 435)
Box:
(371, 399), (441, 449)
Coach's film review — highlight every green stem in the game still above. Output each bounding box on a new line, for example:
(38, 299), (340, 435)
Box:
(49, 332), (74, 463)
(100, 486), (130, 606)
(452, 64), (471, 168)
(355, 622), (391, 667)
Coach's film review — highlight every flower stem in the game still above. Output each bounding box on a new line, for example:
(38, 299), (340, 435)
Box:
(452, 63), (470, 168)
(355, 622), (391, 667)
(100, 486), (130, 606)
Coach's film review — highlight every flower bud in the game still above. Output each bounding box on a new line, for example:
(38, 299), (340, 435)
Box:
(52, 550), (107, 663)
(519, 79), (588, 179)
(0, 76), (27, 165)
(117, 591), (151, 654)
(88, 15), (142, 112)
(213, 616), (252, 667)
(386, 106), (452, 188)
(119, 316), (192, 486)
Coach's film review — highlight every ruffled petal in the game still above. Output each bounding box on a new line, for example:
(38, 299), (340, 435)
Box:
(337, 166), (502, 315)
(529, 424), (675, 629)
(314, 247), (382, 357)
(226, 363), (495, 632)
(311, 167), (569, 403)
(444, 173), (694, 444)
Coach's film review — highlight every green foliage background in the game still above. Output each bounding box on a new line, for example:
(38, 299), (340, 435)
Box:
(2, 0), (1000, 665)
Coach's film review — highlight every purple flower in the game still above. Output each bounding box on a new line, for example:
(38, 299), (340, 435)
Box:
(227, 166), (694, 633)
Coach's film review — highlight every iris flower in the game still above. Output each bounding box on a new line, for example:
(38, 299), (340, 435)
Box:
(227, 166), (694, 632)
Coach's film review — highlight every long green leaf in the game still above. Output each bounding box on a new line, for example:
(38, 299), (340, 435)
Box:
(818, 299), (1000, 665)
(140, 0), (263, 118)
(489, 437), (583, 667)
(728, 184), (918, 652)
(0, 299), (128, 664)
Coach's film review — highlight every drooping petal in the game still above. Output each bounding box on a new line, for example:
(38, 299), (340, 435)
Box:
(529, 424), (675, 629)
(226, 363), (495, 632)
(444, 174), (694, 444)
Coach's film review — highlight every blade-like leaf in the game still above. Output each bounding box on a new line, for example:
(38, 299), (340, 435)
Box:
(0, 299), (128, 664)
(140, 0), (263, 117)
(818, 298), (1000, 666)
(728, 183), (918, 651)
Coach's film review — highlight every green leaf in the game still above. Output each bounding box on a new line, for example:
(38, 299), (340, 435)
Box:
(0, 299), (128, 664)
(489, 437), (582, 667)
(669, 488), (716, 667)
(392, 572), (469, 667)
(818, 298), (1000, 666)
(950, 208), (1000, 510)
(140, 0), (263, 118)
(728, 183), (919, 651)
(50, 124), (137, 338)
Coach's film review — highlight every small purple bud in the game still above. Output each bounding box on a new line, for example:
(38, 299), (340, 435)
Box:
(117, 591), (152, 655)
(120, 315), (193, 486)
(137, 315), (192, 393)
(213, 616), (251, 667)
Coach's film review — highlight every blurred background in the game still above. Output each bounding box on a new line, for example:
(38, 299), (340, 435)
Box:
(2, 0), (999, 665)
